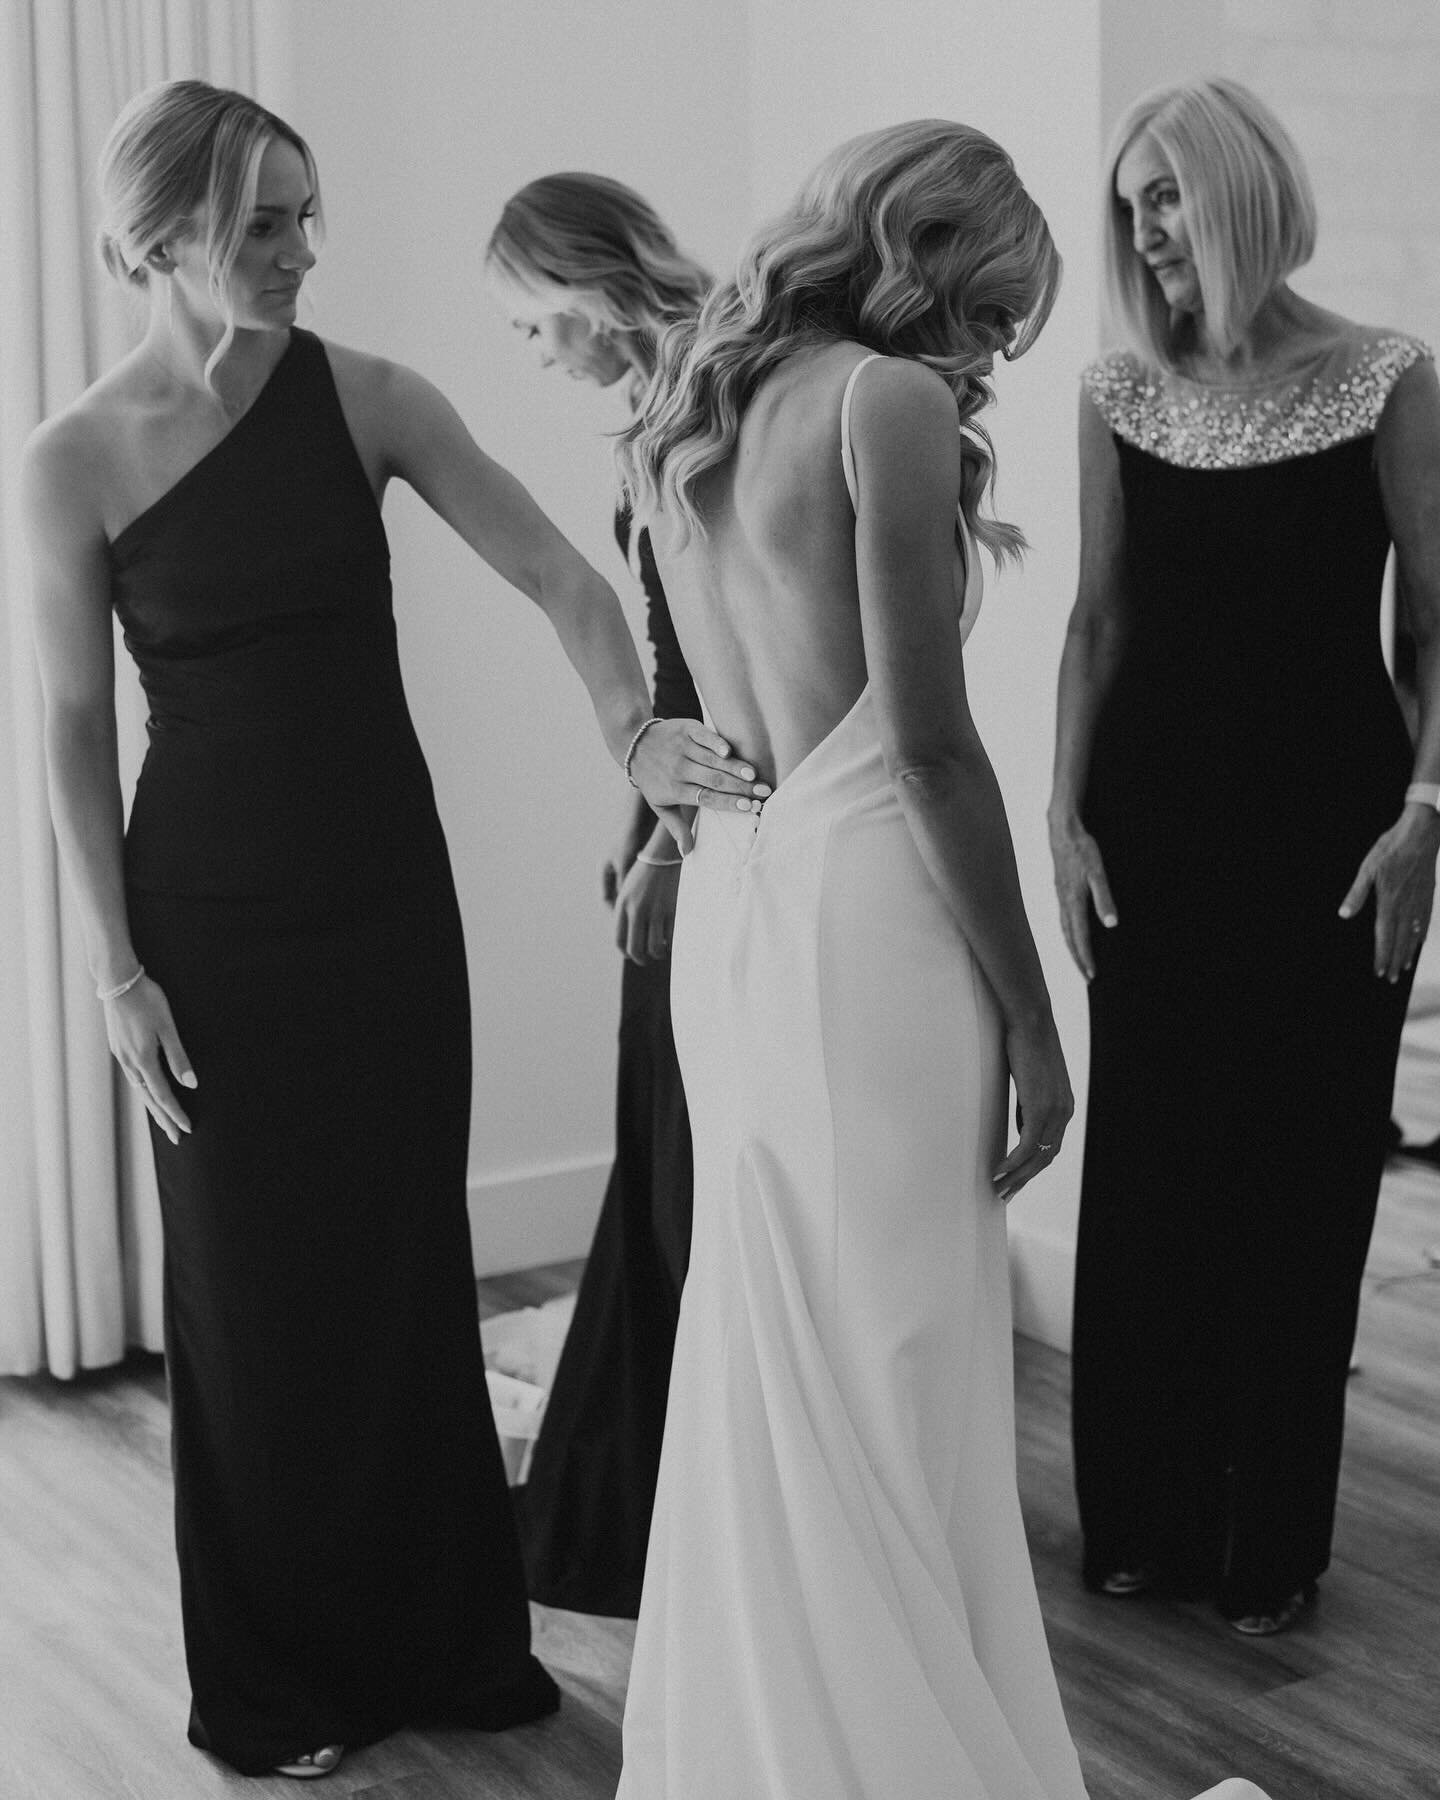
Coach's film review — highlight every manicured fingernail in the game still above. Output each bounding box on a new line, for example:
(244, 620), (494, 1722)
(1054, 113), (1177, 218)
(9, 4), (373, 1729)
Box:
(1339, 906), (1352, 918)
(1103, 914), (1117, 928)
(754, 782), (772, 796)
(740, 765), (755, 780)
(180, 1071), (198, 1088)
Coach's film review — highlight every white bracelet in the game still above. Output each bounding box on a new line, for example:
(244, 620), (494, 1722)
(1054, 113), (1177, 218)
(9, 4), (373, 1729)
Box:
(635, 851), (683, 868)
(1405, 782), (1440, 811)
(97, 965), (145, 1003)
(623, 716), (663, 789)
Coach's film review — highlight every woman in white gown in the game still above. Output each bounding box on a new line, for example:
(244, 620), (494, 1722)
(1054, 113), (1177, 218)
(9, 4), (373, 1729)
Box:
(611, 121), (1275, 1800)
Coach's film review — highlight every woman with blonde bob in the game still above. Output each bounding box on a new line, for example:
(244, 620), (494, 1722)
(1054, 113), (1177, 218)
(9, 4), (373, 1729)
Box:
(1052, 77), (1440, 1636)
(484, 174), (711, 1616)
(23, 78), (763, 1780)
(613, 118), (1265, 1800)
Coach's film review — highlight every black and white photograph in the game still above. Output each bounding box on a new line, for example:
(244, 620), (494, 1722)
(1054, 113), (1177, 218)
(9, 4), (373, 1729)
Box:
(1, 2), (1437, 1796)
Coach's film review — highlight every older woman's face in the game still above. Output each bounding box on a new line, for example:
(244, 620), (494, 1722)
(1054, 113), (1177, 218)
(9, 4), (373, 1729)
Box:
(1114, 132), (1200, 318)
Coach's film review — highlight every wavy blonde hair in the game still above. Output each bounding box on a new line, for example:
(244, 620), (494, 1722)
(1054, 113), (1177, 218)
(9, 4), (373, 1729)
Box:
(485, 173), (710, 383)
(1104, 77), (1316, 368)
(618, 119), (1060, 563)
(98, 78), (322, 388)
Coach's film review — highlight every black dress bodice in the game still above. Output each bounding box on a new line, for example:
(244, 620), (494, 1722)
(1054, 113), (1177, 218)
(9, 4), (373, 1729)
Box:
(1083, 338), (1427, 923)
(109, 328), (445, 898)
(1095, 436), (1411, 846)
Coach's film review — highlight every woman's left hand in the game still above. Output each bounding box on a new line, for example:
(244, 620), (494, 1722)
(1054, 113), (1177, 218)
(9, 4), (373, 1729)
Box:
(614, 856), (683, 964)
(628, 718), (770, 854)
(1338, 806), (1440, 981)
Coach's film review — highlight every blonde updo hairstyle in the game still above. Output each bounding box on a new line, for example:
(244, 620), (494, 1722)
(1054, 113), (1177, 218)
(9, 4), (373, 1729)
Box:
(485, 173), (710, 385)
(619, 119), (1061, 564)
(98, 78), (322, 385)
(1104, 76), (1316, 368)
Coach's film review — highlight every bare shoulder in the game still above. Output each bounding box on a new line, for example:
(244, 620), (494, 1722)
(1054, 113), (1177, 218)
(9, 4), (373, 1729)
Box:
(1375, 348), (1440, 464)
(21, 369), (141, 527)
(847, 356), (962, 510)
(848, 353), (956, 436)
(317, 336), (462, 482)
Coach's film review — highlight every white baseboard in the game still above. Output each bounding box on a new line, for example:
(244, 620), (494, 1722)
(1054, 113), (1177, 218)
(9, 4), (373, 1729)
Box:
(1008, 1221), (1075, 1353)
(467, 1155), (609, 1278)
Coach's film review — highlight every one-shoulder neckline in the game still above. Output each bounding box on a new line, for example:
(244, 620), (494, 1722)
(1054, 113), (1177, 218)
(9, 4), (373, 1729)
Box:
(108, 330), (306, 556)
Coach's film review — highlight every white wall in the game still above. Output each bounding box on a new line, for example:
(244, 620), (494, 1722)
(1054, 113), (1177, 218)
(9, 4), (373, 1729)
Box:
(1216, 0), (1440, 346)
(278, 0), (752, 1270)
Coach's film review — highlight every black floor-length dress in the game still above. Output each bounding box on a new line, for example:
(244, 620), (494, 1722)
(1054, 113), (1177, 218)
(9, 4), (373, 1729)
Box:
(515, 508), (700, 1617)
(1073, 332), (1430, 1615)
(109, 328), (558, 1771)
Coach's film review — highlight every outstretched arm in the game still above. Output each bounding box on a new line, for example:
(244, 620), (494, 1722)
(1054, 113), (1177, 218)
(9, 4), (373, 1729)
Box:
(368, 357), (767, 840)
(850, 358), (1072, 1199)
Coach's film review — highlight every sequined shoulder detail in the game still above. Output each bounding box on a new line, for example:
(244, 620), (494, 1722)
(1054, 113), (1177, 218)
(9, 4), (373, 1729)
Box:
(1081, 335), (1433, 470)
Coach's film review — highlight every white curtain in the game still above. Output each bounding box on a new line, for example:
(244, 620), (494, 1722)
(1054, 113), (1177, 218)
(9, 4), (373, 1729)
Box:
(0, 0), (287, 1376)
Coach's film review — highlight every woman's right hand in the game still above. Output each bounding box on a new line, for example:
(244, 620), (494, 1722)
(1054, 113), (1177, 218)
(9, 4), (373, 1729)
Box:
(104, 975), (197, 1146)
(628, 718), (770, 854)
(602, 808), (651, 908)
(1049, 812), (1117, 982)
(613, 856), (683, 964)
(992, 1012), (1073, 1202)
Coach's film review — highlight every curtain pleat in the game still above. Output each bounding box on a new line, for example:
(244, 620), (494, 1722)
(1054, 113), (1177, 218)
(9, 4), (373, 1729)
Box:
(0, 0), (275, 1376)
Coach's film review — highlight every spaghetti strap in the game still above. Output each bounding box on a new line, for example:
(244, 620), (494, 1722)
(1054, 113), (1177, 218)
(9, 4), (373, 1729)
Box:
(839, 353), (883, 511)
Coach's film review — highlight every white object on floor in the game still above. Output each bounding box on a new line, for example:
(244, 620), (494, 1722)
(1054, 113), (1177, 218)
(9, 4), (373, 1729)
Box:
(484, 1368), (547, 1486)
(481, 1291), (576, 1387)
(480, 1293), (577, 1485)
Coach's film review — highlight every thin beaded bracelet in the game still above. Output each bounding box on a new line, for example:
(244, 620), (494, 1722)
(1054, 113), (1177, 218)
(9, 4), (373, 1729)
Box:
(623, 716), (663, 788)
(98, 965), (145, 1003)
(635, 850), (684, 868)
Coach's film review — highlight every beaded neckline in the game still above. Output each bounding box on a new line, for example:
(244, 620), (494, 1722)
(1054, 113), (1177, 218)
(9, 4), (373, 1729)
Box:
(1083, 333), (1432, 471)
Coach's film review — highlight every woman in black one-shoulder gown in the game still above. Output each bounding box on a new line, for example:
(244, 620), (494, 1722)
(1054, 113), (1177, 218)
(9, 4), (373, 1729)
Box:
(24, 82), (762, 1777)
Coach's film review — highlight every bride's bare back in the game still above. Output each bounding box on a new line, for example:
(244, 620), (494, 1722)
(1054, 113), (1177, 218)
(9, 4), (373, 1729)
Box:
(649, 341), (924, 787)
(645, 333), (1072, 1196)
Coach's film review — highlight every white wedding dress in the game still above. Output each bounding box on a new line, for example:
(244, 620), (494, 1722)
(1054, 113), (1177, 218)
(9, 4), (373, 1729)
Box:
(616, 356), (1272, 1800)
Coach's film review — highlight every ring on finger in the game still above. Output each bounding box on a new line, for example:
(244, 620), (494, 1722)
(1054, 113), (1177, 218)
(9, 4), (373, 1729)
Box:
(1039, 1141), (1055, 1152)
(693, 782), (707, 807)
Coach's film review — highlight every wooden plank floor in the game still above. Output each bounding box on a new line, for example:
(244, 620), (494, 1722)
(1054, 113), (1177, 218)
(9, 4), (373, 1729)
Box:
(4, 1085), (1438, 1797)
